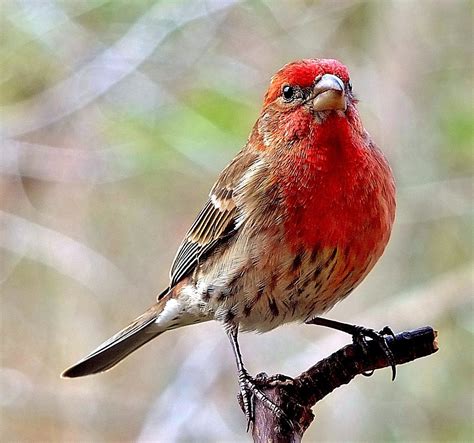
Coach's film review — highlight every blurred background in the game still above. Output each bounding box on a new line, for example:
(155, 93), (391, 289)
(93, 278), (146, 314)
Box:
(1, 0), (472, 441)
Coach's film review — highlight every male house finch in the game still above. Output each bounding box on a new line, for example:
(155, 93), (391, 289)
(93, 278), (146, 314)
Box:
(63, 59), (396, 421)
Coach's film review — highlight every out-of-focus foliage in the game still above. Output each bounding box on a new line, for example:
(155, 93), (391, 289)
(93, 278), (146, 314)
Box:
(1, 1), (472, 441)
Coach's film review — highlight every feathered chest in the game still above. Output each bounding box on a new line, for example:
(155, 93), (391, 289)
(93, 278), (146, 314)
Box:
(276, 136), (395, 258)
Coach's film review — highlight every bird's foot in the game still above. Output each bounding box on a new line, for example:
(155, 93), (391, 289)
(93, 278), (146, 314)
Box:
(352, 325), (397, 380)
(306, 317), (397, 381)
(237, 370), (291, 432)
(257, 372), (294, 385)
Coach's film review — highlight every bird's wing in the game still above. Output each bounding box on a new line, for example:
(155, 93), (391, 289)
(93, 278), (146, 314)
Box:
(168, 149), (260, 288)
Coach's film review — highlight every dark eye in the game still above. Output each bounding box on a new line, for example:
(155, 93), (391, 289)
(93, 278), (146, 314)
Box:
(347, 82), (353, 92)
(282, 85), (294, 100)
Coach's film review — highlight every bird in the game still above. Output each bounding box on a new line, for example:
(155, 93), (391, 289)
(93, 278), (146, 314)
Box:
(62, 58), (396, 422)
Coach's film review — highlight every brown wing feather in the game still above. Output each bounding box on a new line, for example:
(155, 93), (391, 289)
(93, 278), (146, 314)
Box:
(168, 149), (259, 288)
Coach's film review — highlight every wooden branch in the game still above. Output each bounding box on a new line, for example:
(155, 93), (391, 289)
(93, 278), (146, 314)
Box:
(239, 326), (438, 442)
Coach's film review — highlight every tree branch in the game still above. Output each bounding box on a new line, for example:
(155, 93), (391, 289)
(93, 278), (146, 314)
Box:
(240, 326), (438, 442)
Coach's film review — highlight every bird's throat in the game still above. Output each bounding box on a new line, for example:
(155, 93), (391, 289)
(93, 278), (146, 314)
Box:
(278, 119), (392, 258)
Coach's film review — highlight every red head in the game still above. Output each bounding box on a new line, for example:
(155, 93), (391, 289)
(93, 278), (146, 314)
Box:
(264, 59), (351, 107)
(255, 59), (363, 153)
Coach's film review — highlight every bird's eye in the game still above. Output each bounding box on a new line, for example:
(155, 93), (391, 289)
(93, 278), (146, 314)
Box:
(282, 85), (294, 100)
(347, 82), (353, 92)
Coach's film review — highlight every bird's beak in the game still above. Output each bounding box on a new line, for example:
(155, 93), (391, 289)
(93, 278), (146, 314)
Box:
(312, 74), (346, 112)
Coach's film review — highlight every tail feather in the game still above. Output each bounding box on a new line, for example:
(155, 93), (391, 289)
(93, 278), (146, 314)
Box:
(62, 305), (163, 378)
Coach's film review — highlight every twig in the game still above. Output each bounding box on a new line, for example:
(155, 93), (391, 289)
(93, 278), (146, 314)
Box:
(240, 326), (438, 442)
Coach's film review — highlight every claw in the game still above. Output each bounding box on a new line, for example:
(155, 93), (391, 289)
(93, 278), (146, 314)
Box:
(352, 326), (397, 381)
(255, 372), (294, 385)
(308, 317), (398, 381)
(238, 370), (255, 429)
(238, 371), (292, 431)
(381, 326), (396, 341)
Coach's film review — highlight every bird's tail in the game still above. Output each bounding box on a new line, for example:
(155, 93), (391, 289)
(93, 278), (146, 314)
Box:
(62, 289), (174, 378)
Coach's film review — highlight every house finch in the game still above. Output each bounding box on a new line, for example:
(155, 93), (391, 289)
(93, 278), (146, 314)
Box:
(63, 59), (396, 422)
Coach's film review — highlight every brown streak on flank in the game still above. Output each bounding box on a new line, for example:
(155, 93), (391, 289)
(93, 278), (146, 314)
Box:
(286, 299), (298, 316)
(335, 248), (356, 287)
(299, 272), (314, 291)
(244, 285), (265, 317)
(310, 244), (321, 263)
(269, 272), (279, 292)
(243, 303), (253, 317)
(297, 287), (305, 296)
(325, 248), (338, 266)
(312, 264), (323, 281)
(268, 297), (279, 316)
(313, 280), (322, 293)
(285, 276), (299, 291)
(254, 285), (265, 303)
(291, 252), (303, 273)
(325, 254), (339, 280)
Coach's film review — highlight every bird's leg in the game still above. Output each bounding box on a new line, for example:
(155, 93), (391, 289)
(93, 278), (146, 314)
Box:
(226, 324), (254, 426)
(225, 324), (288, 430)
(306, 316), (397, 380)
